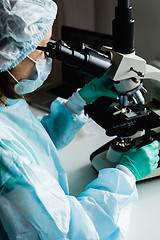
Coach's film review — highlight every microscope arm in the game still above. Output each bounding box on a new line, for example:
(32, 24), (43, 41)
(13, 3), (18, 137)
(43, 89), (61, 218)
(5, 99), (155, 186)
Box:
(145, 64), (160, 82)
(100, 46), (160, 107)
(101, 46), (146, 81)
(102, 46), (160, 85)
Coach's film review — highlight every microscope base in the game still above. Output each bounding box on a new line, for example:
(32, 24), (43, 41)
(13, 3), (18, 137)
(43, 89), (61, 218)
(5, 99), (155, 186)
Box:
(90, 141), (160, 181)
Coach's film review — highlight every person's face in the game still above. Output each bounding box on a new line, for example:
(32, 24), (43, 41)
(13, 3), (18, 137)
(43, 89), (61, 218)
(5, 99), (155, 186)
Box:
(10, 28), (52, 81)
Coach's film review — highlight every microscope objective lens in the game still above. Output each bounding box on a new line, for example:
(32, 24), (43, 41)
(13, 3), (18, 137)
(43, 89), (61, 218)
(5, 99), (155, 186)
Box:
(114, 137), (135, 150)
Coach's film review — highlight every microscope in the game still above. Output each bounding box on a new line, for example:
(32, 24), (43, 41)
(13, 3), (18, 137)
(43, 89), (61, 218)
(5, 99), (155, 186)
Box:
(37, 0), (160, 180)
(85, 0), (160, 180)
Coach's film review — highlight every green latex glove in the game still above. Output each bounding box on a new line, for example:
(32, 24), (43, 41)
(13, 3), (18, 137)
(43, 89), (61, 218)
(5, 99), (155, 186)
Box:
(78, 74), (118, 104)
(119, 140), (159, 181)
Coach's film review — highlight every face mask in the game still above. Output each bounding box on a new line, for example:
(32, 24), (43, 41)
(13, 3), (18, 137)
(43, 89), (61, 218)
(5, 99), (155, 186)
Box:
(8, 56), (52, 95)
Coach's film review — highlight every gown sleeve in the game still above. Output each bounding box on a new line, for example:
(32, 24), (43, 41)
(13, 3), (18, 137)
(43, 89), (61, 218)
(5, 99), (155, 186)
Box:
(0, 160), (137, 240)
(40, 97), (88, 150)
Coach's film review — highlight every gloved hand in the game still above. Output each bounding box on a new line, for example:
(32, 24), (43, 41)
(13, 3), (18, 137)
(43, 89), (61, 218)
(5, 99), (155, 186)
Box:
(78, 74), (118, 104)
(119, 140), (159, 181)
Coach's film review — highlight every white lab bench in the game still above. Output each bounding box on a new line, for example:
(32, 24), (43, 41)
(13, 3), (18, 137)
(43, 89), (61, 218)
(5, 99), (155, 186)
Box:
(29, 104), (160, 240)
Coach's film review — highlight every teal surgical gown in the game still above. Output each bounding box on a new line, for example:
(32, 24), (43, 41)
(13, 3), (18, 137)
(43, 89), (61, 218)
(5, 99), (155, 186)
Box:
(0, 98), (138, 240)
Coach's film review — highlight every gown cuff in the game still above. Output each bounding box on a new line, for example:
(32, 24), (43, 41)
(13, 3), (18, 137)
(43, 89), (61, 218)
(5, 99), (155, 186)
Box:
(65, 90), (87, 115)
(116, 164), (136, 181)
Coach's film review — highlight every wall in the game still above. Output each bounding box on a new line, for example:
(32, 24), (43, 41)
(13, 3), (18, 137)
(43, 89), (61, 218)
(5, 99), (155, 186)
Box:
(95, 0), (115, 36)
(132, 0), (160, 62)
(53, 0), (96, 38)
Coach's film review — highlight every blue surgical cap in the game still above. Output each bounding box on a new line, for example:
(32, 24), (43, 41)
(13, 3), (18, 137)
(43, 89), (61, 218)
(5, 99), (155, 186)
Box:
(0, 0), (57, 72)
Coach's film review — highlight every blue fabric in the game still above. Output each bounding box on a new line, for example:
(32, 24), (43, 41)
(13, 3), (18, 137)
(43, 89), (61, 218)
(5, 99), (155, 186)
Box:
(0, 221), (9, 240)
(15, 57), (53, 95)
(0, 98), (137, 239)
(0, 0), (57, 72)
(40, 98), (87, 150)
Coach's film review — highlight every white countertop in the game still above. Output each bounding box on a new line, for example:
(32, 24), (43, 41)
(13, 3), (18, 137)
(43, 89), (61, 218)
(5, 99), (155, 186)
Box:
(30, 104), (160, 240)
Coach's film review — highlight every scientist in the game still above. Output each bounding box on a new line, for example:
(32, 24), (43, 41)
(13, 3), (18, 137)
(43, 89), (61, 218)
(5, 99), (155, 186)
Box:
(0, 0), (159, 239)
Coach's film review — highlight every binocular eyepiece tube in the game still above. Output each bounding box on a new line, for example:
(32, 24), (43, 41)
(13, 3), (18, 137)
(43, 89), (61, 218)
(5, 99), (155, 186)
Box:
(37, 39), (112, 78)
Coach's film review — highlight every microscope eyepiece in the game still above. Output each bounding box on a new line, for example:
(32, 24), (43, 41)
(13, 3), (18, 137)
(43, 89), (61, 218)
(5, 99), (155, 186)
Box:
(37, 39), (112, 78)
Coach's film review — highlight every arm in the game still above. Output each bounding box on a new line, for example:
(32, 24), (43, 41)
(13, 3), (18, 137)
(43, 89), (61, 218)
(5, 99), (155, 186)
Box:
(40, 96), (88, 150)
(73, 168), (137, 239)
(0, 160), (137, 240)
(40, 74), (117, 150)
